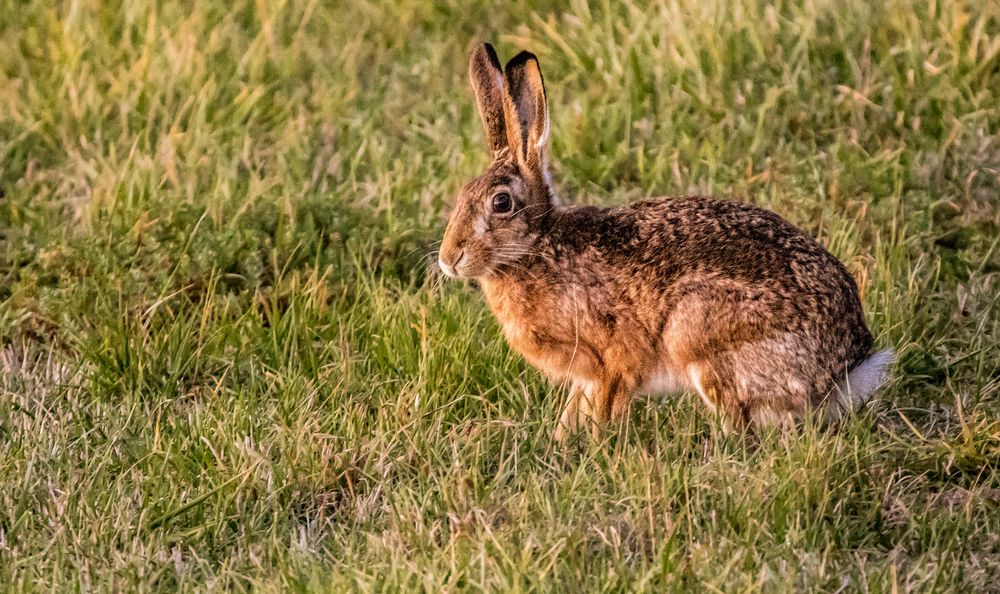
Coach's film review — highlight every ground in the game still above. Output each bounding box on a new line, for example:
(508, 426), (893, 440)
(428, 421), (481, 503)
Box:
(1, 0), (999, 591)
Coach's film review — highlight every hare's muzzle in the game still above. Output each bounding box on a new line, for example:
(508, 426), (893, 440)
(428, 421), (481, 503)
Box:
(438, 248), (466, 278)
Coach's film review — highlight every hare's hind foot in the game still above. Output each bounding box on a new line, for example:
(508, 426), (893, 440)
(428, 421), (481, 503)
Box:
(685, 360), (806, 434)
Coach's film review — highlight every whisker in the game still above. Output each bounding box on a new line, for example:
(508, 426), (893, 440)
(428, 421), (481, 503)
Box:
(422, 257), (446, 287)
(529, 206), (556, 222)
(494, 249), (543, 259)
(492, 258), (543, 283)
(401, 239), (444, 260)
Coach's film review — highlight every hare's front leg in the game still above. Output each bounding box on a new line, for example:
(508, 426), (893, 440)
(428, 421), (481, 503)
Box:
(555, 377), (633, 441)
(582, 376), (633, 438)
(554, 382), (585, 442)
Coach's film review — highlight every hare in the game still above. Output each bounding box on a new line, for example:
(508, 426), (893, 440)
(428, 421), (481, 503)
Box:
(438, 43), (892, 440)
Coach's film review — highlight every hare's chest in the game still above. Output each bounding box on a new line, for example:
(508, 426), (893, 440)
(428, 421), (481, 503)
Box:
(481, 281), (580, 379)
(486, 289), (546, 352)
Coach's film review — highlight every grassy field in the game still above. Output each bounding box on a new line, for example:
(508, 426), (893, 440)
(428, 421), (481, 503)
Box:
(1, 0), (999, 591)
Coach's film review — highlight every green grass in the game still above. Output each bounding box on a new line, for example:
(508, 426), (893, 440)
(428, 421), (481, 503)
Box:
(1, 0), (999, 591)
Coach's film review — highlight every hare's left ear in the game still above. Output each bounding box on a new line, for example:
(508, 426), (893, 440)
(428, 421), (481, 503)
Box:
(502, 51), (549, 172)
(468, 42), (508, 157)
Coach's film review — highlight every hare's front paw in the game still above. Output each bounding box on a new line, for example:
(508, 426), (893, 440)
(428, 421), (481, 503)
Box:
(554, 388), (581, 443)
(554, 380), (631, 441)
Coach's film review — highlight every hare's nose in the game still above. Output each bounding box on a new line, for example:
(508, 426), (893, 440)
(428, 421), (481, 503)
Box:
(438, 248), (466, 277)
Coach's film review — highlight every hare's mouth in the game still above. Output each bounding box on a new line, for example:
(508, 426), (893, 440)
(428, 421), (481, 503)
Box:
(437, 246), (466, 278)
(437, 252), (472, 278)
(438, 249), (495, 279)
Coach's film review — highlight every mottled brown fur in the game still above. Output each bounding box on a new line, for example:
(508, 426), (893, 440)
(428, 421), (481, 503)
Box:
(440, 43), (881, 440)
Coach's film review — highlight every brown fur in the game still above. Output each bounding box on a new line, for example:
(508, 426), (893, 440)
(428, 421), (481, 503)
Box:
(440, 43), (879, 440)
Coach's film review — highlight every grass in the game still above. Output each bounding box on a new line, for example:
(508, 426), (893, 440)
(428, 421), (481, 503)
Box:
(1, 0), (999, 590)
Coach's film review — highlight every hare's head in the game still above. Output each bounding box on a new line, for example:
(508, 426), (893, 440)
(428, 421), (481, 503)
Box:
(438, 43), (555, 279)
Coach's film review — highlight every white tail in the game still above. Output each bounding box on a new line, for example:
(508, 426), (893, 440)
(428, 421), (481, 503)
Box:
(827, 349), (894, 419)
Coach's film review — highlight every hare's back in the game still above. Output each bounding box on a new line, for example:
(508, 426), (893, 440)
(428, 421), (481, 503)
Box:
(628, 197), (855, 293)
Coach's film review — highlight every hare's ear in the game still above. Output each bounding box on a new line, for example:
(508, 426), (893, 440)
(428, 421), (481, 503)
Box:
(502, 51), (549, 171)
(468, 43), (508, 156)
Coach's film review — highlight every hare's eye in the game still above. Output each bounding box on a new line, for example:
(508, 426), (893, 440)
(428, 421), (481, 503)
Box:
(492, 193), (513, 214)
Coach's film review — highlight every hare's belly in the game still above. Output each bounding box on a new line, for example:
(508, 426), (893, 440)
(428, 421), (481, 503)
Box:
(638, 366), (689, 396)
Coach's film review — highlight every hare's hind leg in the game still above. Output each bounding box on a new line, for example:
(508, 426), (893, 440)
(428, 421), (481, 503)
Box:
(686, 362), (750, 433)
(687, 351), (811, 432)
